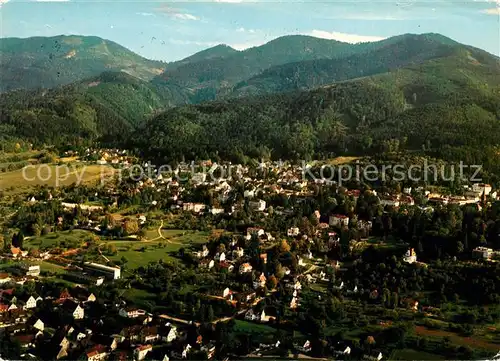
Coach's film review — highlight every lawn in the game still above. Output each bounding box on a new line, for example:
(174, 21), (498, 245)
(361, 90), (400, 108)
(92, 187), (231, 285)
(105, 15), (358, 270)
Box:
(25, 229), (94, 250)
(234, 320), (276, 336)
(104, 229), (209, 269)
(0, 164), (116, 192)
(390, 348), (445, 360)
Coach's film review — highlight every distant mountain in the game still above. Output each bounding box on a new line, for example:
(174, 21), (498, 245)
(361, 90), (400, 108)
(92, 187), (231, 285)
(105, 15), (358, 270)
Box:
(231, 33), (466, 97)
(165, 44), (238, 71)
(134, 42), (500, 170)
(0, 35), (166, 92)
(0, 71), (186, 146)
(152, 35), (375, 103)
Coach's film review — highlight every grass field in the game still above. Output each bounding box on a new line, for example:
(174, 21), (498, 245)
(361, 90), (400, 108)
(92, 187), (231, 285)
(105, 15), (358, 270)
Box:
(108, 229), (209, 269)
(25, 229), (93, 250)
(415, 326), (500, 352)
(0, 164), (115, 192)
(234, 320), (276, 336)
(389, 348), (445, 360)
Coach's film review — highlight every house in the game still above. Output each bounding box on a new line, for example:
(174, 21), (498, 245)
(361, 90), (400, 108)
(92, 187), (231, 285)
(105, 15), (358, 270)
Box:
(83, 262), (121, 280)
(11, 247), (28, 258)
(329, 214), (349, 228)
(246, 228), (265, 240)
(249, 199), (266, 212)
(0, 273), (11, 284)
(119, 307), (146, 318)
(91, 334), (118, 351)
(195, 245), (209, 258)
(86, 345), (108, 361)
(403, 248), (417, 264)
(191, 173), (207, 184)
(253, 273), (267, 289)
(260, 308), (277, 323)
(199, 259), (215, 269)
(162, 324), (177, 343)
(232, 247), (244, 259)
(379, 196), (400, 207)
(332, 343), (351, 356)
(244, 309), (260, 321)
(295, 340), (312, 353)
(19, 264), (40, 277)
(287, 227), (300, 237)
(183, 203), (206, 213)
(72, 287), (97, 303)
(215, 252), (226, 262)
(472, 246), (493, 260)
(236, 291), (256, 304)
(135, 345), (153, 361)
(472, 183), (492, 196)
(62, 299), (84, 320)
(21, 295), (38, 310)
(239, 263), (253, 274)
(141, 326), (160, 343)
(210, 207), (224, 215)
(201, 343), (216, 359)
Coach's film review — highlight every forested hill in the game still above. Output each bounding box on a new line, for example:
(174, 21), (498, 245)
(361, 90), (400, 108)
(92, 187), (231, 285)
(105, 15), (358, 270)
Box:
(154, 33), (469, 103)
(0, 35), (167, 92)
(0, 72), (187, 147)
(231, 34), (492, 97)
(133, 48), (500, 173)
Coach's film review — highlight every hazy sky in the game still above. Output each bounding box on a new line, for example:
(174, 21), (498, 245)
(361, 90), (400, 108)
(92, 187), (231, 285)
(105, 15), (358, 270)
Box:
(1, 0), (499, 61)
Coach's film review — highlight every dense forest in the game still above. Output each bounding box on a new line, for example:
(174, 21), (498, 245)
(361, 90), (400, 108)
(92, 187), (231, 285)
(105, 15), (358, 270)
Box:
(0, 32), (499, 169)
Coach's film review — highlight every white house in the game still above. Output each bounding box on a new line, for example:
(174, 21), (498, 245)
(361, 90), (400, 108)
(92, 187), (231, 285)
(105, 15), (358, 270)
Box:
(472, 183), (492, 196)
(73, 304), (85, 320)
(215, 252), (226, 262)
(403, 248), (417, 264)
(249, 199), (266, 212)
(329, 214), (350, 228)
(119, 308), (147, 318)
(162, 325), (177, 343)
(287, 227), (300, 237)
(182, 203), (206, 213)
(23, 296), (38, 310)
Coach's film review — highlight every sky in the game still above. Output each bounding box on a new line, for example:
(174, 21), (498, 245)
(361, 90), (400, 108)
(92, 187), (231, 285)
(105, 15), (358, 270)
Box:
(0, 0), (499, 62)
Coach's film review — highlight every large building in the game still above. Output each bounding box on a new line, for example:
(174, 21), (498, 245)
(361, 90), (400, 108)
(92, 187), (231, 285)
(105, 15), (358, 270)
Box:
(83, 262), (121, 280)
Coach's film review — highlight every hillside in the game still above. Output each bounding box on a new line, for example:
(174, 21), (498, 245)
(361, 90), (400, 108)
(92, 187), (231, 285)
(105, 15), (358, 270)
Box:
(0, 71), (186, 146)
(0, 35), (166, 92)
(152, 35), (375, 103)
(231, 34), (465, 97)
(133, 48), (500, 172)
(154, 33), (468, 103)
(164, 44), (239, 71)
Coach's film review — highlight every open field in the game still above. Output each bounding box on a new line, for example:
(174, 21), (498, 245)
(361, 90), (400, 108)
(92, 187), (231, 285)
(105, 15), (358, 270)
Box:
(234, 320), (276, 336)
(25, 229), (93, 250)
(415, 326), (500, 352)
(0, 164), (116, 193)
(108, 229), (209, 268)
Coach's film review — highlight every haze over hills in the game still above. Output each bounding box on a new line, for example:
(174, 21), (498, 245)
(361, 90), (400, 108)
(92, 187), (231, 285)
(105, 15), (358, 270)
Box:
(0, 32), (499, 167)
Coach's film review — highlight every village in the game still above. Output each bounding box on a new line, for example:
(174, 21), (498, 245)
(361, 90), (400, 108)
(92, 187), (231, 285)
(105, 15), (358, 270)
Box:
(0, 149), (499, 360)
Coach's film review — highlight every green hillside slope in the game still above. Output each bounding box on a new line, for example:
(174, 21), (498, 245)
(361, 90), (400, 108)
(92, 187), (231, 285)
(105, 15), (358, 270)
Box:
(0, 35), (166, 92)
